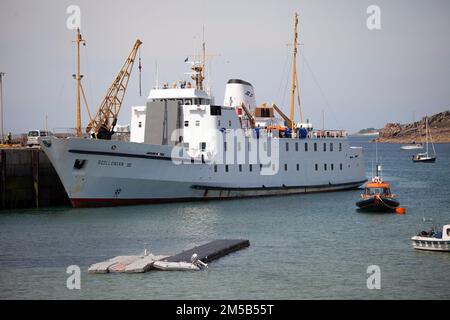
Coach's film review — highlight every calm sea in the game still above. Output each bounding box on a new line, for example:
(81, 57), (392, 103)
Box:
(1, 137), (449, 299)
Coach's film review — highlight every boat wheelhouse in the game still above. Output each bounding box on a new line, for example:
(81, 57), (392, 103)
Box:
(411, 225), (450, 252)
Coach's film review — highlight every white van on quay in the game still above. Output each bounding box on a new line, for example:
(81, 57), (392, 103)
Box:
(27, 130), (53, 147)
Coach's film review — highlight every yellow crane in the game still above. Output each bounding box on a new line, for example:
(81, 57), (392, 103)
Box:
(240, 102), (256, 128)
(272, 103), (294, 129)
(86, 39), (143, 139)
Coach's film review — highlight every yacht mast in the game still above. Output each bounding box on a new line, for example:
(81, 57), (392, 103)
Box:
(425, 116), (429, 154)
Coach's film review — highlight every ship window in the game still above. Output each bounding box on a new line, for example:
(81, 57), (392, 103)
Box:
(239, 164), (242, 172)
(228, 120), (232, 127)
(286, 142), (289, 152)
(200, 142), (206, 151)
(184, 121), (189, 127)
(225, 165), (229, 172)
(284, 164), (288, 171)
(315, 164), (318, 171)
(323, 143), (326, 152)
(447, 229), (450, 236)
(324, 164), (327, 171)
(295, 142), (298, 151)
(260, 108), (271, 117)
(305, 143), (308, 152)
(330, 143), (333, 152)
(260, 164), (263, 171)
(214, 165), (217, 172)
(249, 164), (253, 172)
(339, 143), (342, 152)
(210, 105), (222, 116)
(340, 163), (343, 170)
(184, 99), (192, 105)
(296, 164), (300, 171)
(73, 159), (86, 170)
(138, 121), (142, 128)
(314, 143), (317, 152)
(331, 163), (334, 171)
(195, 120), (200, 126)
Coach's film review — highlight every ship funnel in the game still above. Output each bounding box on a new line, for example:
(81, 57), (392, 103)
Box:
(223, 79), (256, 111)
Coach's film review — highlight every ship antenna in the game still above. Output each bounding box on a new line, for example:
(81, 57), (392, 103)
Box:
(155, 60), (159, 89)
(371, 158), (374, 179)
(375, 141), (379, 177)
(138, 48), (142, 96)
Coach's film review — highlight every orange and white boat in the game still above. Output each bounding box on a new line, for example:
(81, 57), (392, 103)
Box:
(356, 165), (400, 213)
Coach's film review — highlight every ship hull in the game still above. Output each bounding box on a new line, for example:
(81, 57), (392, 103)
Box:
(356, 197), (399, 212)
(413, 157), (436, 163)
(40, 137), (367, 208)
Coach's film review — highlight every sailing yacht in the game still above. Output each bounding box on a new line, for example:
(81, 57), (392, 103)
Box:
(413, 117), (436, 163)
(401, 112), (423, 150)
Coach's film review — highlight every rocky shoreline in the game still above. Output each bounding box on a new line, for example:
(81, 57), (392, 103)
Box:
(373, 110), (450, 143)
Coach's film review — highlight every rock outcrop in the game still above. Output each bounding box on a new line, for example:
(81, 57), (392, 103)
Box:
(373, 110), (450, 143)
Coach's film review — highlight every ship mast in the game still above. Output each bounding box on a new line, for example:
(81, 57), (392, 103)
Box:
(74, 28), (83, 137)
(191, 33), (206, 90)
(72, 28), (92, 138)
(289, 13), (299, 131)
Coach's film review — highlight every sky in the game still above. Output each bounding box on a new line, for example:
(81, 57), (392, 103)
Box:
(0, 0), (449, 134)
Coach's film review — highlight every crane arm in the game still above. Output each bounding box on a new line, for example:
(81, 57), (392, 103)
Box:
(86, 39), (143, 139)
(272, 103), (294, 129)
(240, 103), (256, 128)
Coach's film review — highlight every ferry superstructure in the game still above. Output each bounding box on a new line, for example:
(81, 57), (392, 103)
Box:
(40, 16), (366, 207)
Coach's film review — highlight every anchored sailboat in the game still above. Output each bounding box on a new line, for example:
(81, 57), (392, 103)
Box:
(401, 112), (423, 150)
(413, 116), (436, 163)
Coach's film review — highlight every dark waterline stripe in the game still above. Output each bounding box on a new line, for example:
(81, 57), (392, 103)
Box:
(191, 179), (367, 191)
(68, 149), (173, 161)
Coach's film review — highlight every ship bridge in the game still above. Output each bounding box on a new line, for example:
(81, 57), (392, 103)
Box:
(148, 88), (212, 105)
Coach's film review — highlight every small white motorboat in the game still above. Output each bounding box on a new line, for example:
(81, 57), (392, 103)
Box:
(411, 224), (450, 252)
(400, 143), (423, 150)
(153, 261), (201, 271)
(153, 253), (208, 271)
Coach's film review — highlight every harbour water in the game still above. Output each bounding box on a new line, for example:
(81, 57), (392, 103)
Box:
(1, 137), (449, 299)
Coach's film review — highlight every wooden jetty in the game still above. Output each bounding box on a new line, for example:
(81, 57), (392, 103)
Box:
(88, 254), (168, 274)
(88, 239), (250, 274)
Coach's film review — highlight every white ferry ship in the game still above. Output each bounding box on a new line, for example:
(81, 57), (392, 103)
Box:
(40, 16), (366, 207)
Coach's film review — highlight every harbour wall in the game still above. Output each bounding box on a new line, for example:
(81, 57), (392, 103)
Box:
(0, 148), (70, 210)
